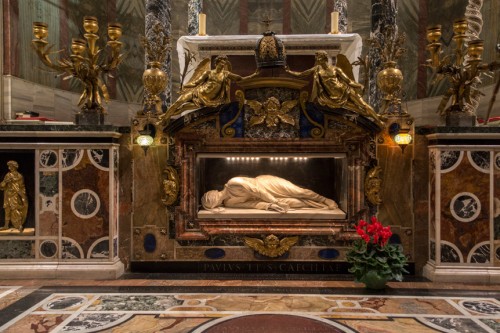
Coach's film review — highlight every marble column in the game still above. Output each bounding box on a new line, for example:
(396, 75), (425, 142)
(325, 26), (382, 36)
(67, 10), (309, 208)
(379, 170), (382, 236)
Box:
(332, 0), (348, 34)
(0, 0), (4, 124)
(145, 0), (172, 109)
(368, 0), (397, 112)
(188, 0), (202, 36)
(464, 0), (484, 114)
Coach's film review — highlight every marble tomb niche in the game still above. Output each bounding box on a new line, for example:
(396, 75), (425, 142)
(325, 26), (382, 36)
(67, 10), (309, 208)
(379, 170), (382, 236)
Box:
(197, 153), (347, 219)
(159, 33), (381, 241)
(163, 79), (381, 240)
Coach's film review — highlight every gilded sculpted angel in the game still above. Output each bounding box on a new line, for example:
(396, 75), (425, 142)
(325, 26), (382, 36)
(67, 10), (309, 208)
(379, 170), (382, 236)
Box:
(201, 175), (338, 213)
(287, 51), (385, 128)
(158, 55), (254, 124)
(244, 235), (299, 258)
(0, 161), (28, 232)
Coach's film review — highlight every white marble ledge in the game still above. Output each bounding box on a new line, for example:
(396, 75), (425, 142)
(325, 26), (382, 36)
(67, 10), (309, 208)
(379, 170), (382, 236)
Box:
(198, 207), (346, 220)
(0, 260), (124, 279)
(426, 132), (500, 141)
(177, 34), (362, 84)
(0, 130), (122, 138)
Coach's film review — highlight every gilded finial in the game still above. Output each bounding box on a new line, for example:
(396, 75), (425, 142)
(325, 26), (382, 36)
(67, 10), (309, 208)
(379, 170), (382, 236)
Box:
(261, 15), (273, 31)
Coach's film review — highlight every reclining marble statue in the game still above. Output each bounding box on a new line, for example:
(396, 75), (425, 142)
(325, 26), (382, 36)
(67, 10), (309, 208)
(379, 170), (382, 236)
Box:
(287, 50), (385, 128)
(201, 175), (338, 213)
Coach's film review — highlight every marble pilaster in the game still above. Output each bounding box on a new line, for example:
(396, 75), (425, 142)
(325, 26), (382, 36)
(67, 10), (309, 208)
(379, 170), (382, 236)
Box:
(368, 0), (397, 112)
(145, 0), (172, 109)
(332, 0), (348, 34)
(187, 0), (202, 36)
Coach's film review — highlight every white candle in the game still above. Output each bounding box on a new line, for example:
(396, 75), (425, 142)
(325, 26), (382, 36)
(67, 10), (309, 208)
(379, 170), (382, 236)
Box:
(331, 11), (339, 34)
(198, 13), (206, 36)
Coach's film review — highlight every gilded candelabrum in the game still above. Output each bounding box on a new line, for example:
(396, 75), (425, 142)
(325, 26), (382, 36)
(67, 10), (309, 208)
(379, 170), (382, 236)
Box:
(372, 26), (407, 115)
(32, 17), (124, 124)
(141, 22), (170, 115)
(426, 18), (488, 124)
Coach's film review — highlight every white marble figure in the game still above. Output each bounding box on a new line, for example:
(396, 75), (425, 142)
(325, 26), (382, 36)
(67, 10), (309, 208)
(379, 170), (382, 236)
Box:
(201, 175), (338, 213)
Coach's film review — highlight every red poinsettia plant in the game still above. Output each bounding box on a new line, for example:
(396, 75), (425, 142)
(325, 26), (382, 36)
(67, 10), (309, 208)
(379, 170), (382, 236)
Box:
(346, 216), (408, 285)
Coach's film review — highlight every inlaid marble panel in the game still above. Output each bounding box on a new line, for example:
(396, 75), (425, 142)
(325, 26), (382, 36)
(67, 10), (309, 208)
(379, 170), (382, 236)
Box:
(61, 150), (110, 256)
(0, 240), (34, 259)
(494, 151), (500, 242)
(439, 150), (490, 260)
(2, 289), (500, 333)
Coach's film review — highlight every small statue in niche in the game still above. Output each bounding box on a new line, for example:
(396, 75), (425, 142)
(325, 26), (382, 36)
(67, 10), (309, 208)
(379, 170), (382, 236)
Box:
(287, 50), (385, 128)
(0, 161), (28, 232)
(158, 55), (255, 125)
(201, 175), (338, 213)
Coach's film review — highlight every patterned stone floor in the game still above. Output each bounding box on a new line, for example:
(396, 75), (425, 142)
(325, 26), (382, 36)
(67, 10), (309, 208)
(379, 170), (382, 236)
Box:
(0, 277), (498, 332)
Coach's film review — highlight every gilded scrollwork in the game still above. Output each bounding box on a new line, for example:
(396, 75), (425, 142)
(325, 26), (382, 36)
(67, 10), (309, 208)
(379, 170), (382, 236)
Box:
(161, 166), (179, 206)
(299, 90), (325, 138)
(244, 234), (299, 258)
(222, 90), (245, 138)
(365, 166), (383, 205)
(247, 96), (297, 128)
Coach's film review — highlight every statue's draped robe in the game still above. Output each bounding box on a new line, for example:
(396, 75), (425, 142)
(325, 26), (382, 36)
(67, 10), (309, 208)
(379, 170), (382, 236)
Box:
(222, 175), (331, 210)
(1, 171), (28, 228)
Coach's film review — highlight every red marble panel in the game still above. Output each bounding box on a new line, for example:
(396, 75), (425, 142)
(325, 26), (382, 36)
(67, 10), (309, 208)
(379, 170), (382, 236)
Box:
(61, 152), (109, 255)
(3, 0), (19, 76)
(239, 0), (248, 34)
(39, 211), (58, 237)
(202, 314), (346, 333)
(494, 151), (500, 242)
(440, 152), (490, 258)
(282, 0), (291, 34)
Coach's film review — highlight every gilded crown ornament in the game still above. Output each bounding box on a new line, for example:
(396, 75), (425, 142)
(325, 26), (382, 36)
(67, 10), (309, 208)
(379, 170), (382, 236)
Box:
(255, 16), (286, 68)
(32, 17), (124, 125)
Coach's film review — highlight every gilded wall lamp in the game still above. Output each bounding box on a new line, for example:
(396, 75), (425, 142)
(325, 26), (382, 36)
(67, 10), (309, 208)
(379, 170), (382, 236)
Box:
(134, 121), (155, 155)
(388, 120), (412, 153)
(32, 17), (124, 125)
(426, 18), (490, 126)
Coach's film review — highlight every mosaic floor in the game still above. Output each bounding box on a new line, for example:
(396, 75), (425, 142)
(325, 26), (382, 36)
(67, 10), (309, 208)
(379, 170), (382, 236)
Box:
(0, 279), (498, 333)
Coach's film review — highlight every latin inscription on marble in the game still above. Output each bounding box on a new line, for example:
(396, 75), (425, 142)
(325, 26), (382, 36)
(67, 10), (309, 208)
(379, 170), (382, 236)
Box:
(200, 262), (346, 274)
